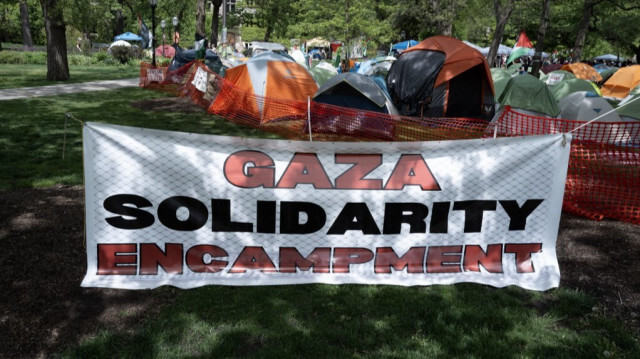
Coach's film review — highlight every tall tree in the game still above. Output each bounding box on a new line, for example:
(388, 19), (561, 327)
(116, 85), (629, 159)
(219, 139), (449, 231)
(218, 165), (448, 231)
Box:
(210, 0), (222, 46)
(195, 0), (206, 40)
(486, 0), (517, 67)
(20, 0), (33, 47)
(429, 0), (460, 36)
(572, 0), (598, 62)
(40, 0), (69, 81)
(531, 0), (551, 77)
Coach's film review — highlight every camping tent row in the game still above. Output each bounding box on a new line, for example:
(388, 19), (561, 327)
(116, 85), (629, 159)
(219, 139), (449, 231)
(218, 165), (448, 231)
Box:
(490, 66), (640, 142)
(214, 36), (498, 123)
(193, 35), (638, 130)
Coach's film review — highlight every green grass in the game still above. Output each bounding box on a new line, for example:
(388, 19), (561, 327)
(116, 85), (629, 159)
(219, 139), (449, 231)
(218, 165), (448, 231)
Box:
(0, 64), (140, 89)
(1, 87), (638, 358)
(62, 284), (639, 358)
(0, 87), (279, 189)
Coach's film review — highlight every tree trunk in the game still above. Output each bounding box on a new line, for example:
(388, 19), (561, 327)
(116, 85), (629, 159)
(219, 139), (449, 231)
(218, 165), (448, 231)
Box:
(196, 0), (206, 41)
(114, 8), (124, 39)
(264, 25), (273, 42)
(40, 0), (69, 81)
(434, 0), (455, 36)
(210, 0), (222, 46)
(20, 0), (34, 47)
(531, 0), (551, 78)
(486, 0), (516, 68)
(345, 0), (350, 65)
(572, 0), (595, 63)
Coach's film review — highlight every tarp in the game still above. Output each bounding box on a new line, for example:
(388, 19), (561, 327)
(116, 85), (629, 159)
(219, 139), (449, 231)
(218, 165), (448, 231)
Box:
(601, 65), (640, 99)
(480, 44), (512, 56)
(392, 40), (419, 51)
(307, 37), (330, 48)
(356, 56), (395, 77)
(548, 79), (601, 101)
(250, 42), (285, 51)
(593, 64), (612, 73)
(462, 41), (483, 52)
(498, 74), (560, 117)
(594, 54), (626, 62)
(168, 47), (223, 73)
(114, 32), (143, 42)
(81, 122), (570, 291)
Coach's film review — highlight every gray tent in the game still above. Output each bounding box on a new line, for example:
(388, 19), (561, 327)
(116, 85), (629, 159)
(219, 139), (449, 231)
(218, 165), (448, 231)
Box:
(314, 73), (397, 114)
(559, 91), (631, 144)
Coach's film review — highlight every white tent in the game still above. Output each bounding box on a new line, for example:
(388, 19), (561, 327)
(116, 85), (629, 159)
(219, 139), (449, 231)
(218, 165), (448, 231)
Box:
(463, 41), (483, 52)
(107, 40), (131, 55)
(480, 44), (512, 56)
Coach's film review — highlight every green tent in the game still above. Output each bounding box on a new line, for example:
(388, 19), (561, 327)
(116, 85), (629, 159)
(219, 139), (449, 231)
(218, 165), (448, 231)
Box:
(548, 78), (601, 101)
(491, 68), (512, 100)
(540, 70), (576, 85)
(616, 95), (640, 120)
(498, 74), (560, 117)
(310, 61), (338, 86)
(506, 62), (522, 75)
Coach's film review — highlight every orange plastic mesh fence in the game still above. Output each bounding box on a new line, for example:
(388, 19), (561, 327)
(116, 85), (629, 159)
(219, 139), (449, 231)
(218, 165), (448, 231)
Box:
(490, 107), (640, 225)
(140, 62), (640, 225)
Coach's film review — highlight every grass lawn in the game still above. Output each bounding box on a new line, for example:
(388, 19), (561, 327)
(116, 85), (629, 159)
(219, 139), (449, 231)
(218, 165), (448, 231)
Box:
(62, 284), (638, 358)
(0, 63), (140, 89)
(1, 88), (638, 357)
(0, 87), (278, 189)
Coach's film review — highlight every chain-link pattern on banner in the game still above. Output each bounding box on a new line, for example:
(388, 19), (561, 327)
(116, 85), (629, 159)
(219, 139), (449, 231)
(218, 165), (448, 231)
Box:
(489, 107), (640, 225)
(139, 61), (640, 225)
(82, 123), (569, 290)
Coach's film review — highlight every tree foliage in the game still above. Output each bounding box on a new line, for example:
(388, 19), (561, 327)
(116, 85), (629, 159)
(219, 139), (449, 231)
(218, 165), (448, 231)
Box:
(1, 0), (639, 63)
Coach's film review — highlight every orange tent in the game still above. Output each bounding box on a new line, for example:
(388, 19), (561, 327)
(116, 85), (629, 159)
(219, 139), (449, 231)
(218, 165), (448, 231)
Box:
(600, 65), (640, 99)
(560, 63), (602, 82)
(213, 52), (318, 123)
(386, 35), (495, 120)
(402, 35), (493, 89)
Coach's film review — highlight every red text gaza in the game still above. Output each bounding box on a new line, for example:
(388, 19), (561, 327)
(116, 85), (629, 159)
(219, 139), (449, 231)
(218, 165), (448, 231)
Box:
(223, 151), (441, 190)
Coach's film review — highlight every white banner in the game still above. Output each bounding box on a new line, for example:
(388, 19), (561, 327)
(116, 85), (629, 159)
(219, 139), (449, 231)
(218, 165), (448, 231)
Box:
(82, 123), (571, 290)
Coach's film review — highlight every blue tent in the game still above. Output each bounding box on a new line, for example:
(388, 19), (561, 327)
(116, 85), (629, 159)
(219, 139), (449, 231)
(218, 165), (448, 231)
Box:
(114, 32), (143, 42)
(392, 40), (418, 51)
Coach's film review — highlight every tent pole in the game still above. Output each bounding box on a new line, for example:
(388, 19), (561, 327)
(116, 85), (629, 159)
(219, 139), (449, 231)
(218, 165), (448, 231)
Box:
(307, 96), (313, 141)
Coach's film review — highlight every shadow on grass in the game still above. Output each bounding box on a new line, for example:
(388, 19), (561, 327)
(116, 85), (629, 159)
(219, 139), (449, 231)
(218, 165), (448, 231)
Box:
(0, 88), (279, 189)
(63, 284), (638, 358)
